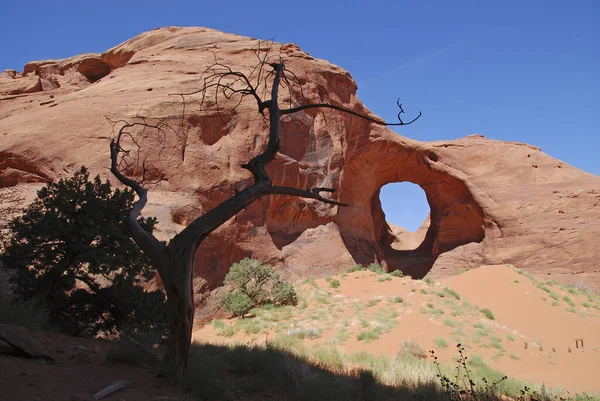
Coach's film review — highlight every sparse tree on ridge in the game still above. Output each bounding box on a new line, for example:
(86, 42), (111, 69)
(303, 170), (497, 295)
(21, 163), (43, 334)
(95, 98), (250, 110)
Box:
(108, 43), (420, 376)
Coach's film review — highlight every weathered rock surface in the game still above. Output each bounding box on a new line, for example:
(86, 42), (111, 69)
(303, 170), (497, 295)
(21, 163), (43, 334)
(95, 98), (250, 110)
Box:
(1, 27), (599, 289)
(0, 323), (54, 361)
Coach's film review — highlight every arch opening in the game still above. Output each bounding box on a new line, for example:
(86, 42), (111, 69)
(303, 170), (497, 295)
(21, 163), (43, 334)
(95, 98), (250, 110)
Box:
(336, 142), (487, 280)
(379, 182), (430, 251)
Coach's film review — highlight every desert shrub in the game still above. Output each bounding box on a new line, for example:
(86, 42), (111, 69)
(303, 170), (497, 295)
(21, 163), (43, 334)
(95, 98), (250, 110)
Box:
(222, 258), (297, 316)
(221, 290), (253, 317)
(481, 308), (495, 320)
(562, 295), (575, 306)
(390, 269), (405, 277)
(393, 296), (404, 303)
(347, 264), (365, 273)
(366, 263), (384, 274)
(1, 167), (166, 336)
(347, 263), (384, 274)
(224, 258), (278, 303)
(272, 281), (298, 305)
(443, 287), (461, 300)
(328, 279), (340, 288)
(397, 340), (428, 360)
(356, 327), (382, 342)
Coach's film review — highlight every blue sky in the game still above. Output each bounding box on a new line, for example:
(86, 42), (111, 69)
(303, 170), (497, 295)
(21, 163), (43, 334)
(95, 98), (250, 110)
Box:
(1, 1), (598, 230)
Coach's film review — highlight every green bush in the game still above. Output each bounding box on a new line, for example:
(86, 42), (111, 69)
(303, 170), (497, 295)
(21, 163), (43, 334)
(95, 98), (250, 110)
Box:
(222, 258), (297, 317)
(366, 263), (384, 274)
(393, 296), (404, 303)
(272, 281), (297, 305)
(222, 290), (253, 317)
(481, 308), (495, 320)
(347, 264), (365, 273)
(224, 258), (278, 304)
(1, 167), (166, 336)
(347, 263), (384, 274)
(390, 269), (405, 277)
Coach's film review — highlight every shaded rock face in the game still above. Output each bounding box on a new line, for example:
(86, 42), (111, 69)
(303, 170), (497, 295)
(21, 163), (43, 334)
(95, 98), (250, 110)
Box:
(1, 27), (599, 289)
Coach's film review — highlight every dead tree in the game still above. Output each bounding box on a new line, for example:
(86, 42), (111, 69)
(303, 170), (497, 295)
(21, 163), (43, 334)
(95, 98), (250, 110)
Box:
(109, 47), (420, 376)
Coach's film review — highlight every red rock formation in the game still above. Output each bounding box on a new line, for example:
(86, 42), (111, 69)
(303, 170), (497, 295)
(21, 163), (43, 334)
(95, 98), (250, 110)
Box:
(1, 27), (599, 289)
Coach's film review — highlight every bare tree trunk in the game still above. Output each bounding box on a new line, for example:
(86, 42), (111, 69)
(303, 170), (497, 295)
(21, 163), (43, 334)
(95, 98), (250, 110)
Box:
(161, 247), (195, 378)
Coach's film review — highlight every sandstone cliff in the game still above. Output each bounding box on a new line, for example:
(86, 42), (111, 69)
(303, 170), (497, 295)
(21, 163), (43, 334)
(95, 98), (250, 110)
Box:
(1, 27), (598, 289)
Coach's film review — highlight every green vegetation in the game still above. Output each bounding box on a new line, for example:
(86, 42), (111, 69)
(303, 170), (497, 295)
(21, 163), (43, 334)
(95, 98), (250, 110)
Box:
(562, 295), (575, 307)
(480, 307), (495, 320)
(443, 287), (461, 300)
(347, 263), (385, 274)
(434, 337), (449, 348)
(356, 327), (382, 342)
(393, 296), (404, 303)
(366, 298), (381, 307)
(1, 167), (166, 336)
(327, 278), (340, 288)
(443, 318), (456, 327)
(212, 319), (237, 337)
(221, 291), (253, 317)
(482, 336), (504, 351)
(390, 269), (405, 277)
(221, 258), (297, 317)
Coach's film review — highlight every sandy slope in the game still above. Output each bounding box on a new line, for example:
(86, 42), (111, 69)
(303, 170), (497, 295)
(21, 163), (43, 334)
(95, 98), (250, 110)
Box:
(442, 265), (600, 393)
(193, 265), (600, 394)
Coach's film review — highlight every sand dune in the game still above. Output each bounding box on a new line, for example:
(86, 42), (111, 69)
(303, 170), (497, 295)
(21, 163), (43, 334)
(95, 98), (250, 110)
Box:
(193, 264), (600, 394)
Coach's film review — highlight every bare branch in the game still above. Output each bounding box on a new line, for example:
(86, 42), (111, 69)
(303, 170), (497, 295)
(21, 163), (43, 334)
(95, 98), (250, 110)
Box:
(269, 186), (348, 207)
(109, 122), (169, 277)
(281, 101), (422, 126)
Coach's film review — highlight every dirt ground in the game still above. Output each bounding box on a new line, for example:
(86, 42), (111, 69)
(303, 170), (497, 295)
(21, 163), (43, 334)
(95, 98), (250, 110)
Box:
(0, 331), (192, 401)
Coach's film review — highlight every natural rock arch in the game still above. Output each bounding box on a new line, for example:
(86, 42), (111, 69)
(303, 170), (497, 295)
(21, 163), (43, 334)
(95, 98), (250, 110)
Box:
(335, 131), (486, 278)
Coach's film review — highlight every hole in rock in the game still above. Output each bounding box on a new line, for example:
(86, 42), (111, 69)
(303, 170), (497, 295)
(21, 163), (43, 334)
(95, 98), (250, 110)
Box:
(380, 182), (430, 251)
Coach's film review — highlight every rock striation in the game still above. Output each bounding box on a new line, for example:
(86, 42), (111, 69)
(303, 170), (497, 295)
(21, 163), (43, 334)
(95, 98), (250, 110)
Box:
(1, 27), (599, 289)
